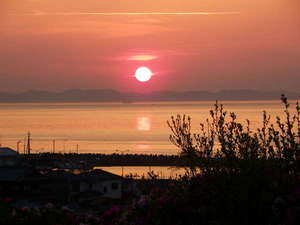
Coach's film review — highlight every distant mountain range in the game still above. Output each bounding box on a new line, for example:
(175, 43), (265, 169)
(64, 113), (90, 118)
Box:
(0, 89), (299, 102)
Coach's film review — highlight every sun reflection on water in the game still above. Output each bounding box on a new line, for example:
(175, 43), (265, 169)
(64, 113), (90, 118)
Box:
(136, 144), (150, 150)
(136, 116), (151, 131)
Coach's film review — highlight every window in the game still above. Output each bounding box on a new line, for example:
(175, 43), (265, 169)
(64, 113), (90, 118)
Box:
(111, 182), (119, 190)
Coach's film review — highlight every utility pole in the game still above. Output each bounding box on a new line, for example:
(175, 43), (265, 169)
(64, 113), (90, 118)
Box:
(26, 132), (31, 155)
(23, 137), (26, 154)
(115, 150), (129, 177)
(76, 144), (79, 154)
(17, 140), (22, 154)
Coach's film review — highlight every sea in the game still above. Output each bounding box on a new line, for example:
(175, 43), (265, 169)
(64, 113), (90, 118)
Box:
(0, 100), (296, 155)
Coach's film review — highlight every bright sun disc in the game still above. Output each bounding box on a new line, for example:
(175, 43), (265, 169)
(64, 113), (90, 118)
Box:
(135, 67), (152, 82)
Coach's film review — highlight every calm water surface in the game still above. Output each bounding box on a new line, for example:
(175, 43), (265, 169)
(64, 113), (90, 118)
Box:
(95, 166), (186, 179)
(0, 101), (294, 155)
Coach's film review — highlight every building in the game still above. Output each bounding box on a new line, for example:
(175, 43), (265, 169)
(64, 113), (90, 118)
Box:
(0, 147), (18, 156)
(74, 169), (123, 199)
(0, 147), (19, 166)
(0, 167), (125, 202)
(0, 167), (35, 194)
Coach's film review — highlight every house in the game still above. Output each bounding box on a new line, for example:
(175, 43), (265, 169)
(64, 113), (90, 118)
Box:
(24, 169), (124, 200)
(0, 167), (126, 203)
(0, 167), (35, 194)
(0, 147), (19, 166)
(0, 147), (18, 156)
(24, 170), (76, 198)
(74, 169), (123, 199)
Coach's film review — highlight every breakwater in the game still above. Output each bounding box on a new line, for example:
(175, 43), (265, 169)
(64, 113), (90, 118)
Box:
(19, 153), (181, 168)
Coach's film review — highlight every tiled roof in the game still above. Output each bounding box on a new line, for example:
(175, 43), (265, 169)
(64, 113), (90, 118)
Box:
(0, 147), (18, 156)
(78, 169), (123, 181)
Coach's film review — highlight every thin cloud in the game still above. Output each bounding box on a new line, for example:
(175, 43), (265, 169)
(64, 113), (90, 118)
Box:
(109, 49), (203, 62)
(128, 55), (158, 61)
(11, 11), (240, 16)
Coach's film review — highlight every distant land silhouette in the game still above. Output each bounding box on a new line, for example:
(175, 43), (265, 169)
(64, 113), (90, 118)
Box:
(0, 89), (299, 102)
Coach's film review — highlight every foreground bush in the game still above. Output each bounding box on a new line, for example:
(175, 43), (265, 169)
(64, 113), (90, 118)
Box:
(168, 95), (300, 175)
(165, 95), (300, 225)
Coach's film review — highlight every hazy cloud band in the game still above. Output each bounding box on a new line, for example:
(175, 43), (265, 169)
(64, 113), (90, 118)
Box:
(11, 11), (240, 16)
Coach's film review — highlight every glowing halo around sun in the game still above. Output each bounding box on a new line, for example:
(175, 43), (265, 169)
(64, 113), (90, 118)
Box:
(135, 67), (153, 82)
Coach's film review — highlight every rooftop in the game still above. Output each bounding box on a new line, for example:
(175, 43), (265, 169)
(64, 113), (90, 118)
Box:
(0, 147), (18, 156)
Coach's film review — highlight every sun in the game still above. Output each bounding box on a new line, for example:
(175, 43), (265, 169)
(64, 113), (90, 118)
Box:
(135, 67), (153, 82)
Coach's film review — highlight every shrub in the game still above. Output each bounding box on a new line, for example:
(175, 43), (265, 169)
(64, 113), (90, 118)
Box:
(166, 95), (300, 225)
(167, 95), (300, 176)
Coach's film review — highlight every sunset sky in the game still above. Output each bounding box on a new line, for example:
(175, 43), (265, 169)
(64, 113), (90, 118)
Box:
(1, 0), (299, 93)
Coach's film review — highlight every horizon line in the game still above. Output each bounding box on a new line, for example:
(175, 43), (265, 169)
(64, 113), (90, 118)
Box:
(2, 89), (299, 94)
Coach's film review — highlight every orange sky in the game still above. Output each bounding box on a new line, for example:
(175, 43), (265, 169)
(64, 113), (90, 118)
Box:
(0, 0), (299, 92)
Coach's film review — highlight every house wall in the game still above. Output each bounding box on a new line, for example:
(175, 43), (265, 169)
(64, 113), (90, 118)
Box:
(79, 179), (122, 199)
(101, 180), (122, 199)
(0, 157), (18, 166)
